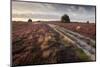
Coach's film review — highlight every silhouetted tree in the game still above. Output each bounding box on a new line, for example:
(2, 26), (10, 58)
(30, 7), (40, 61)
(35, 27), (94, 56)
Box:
(87, 21), (89, 24)
(28, 19), (32, 22)
(61, 14), (70, 23)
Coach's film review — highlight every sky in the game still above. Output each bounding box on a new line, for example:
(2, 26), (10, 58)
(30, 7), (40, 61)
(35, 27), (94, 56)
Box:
(12, 1), (96, 22)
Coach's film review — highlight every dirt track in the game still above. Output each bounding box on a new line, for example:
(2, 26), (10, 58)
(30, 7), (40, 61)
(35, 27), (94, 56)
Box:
(12, 22), (96, 66)
(48, 24), (95, 60)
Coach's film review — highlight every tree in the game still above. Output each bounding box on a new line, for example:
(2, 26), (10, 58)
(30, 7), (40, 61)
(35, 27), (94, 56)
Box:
(87, 21), (89, 24)
(28, 19), (32, 22)
(61, 14), (70, 23)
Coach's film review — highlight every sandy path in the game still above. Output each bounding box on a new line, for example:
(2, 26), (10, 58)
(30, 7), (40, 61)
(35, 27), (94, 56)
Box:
(48, 24), (96, 61)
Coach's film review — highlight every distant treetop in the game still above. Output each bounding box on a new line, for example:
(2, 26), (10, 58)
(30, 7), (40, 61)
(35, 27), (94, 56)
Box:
(61, 14), (70, 23)
(28, 19), (32, 22)
(87, 21), (89, 24)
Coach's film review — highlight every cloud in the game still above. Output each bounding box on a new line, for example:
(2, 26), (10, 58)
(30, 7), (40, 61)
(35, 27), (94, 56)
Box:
(12, 1), (96, 22)
(13, 13), (60, 19)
